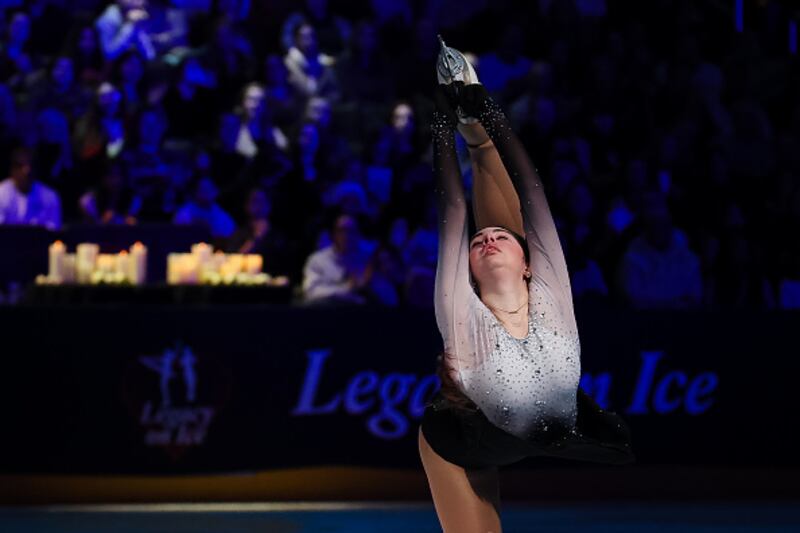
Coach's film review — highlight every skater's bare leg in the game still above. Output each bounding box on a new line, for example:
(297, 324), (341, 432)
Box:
(419, 427), (502, 533)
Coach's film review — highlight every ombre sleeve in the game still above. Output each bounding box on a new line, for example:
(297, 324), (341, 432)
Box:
(431, 114), (489, 388)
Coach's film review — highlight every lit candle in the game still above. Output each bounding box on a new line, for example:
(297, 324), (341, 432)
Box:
(48, 241), (66, 283)
(167, 253), (181, 284)
(245, 254), (263, 274)
(117, 251), (129, 282)
(213, 250), (226, 271)
(219, 261), (236, 279)
(191, 242), (212, 264)
(96, 254), (116, 273)
(76, 243), (99, 283)
(129, 242), (147, 285)
(62, 254), (76, 283)
(228, 254), (244, 274)
(176, 253), (199, 284)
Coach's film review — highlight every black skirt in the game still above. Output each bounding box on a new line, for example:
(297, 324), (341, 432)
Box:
(420, 387), (635, 469)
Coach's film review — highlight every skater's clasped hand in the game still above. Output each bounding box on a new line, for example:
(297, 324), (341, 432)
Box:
(433, 83), (461, 128)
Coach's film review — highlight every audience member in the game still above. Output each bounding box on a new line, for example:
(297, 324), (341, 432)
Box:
(0, 145), (61, 229)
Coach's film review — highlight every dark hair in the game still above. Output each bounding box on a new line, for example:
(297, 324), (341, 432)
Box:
(470, 226), (530, 264)
(293, 21), (313, 40)
(435, 352), (478, 412)
(9, 145), (31, 168)
(111, 49), (145, 85)
(509, 229), (530, 264)
(329, 211), (360, 233)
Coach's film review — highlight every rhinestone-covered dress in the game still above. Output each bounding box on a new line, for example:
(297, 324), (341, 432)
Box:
(432, 93), (581, 441)
(458, 282), (581, 439)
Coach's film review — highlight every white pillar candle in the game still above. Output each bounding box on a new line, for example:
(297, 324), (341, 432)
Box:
(96, 254), (115, 273)
(228, 254), (244, 274)
(129, 242), (147, 285)
(167, 253), (181, 284)
(62, 254), (76, 283)
(180, 253), (200, 284)
(191, 242), (213, 264)
(76, 243), (99, 283)
(48, 241), (66, 283)
(245, 254), (263, 274)
(213, 250), (226, 272)
(116, 251), (129, 281)
(219, 261), (237, 279)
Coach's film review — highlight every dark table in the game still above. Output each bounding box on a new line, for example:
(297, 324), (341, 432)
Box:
(23, 282), (294, 305)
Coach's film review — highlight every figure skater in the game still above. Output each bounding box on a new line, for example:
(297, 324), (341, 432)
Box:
(418, 39), (635, 532)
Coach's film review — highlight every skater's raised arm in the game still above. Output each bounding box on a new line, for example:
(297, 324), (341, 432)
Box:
(431, 92), (474, 372)
(461, 84), (576, 331)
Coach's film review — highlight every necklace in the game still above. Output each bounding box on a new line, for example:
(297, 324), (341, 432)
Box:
(487, 300), (528, 314)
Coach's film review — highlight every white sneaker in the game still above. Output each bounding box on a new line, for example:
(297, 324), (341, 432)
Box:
(436, 36), (480, 123)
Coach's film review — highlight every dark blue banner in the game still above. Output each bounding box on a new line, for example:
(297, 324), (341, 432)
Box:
(0, 304), (794, 474)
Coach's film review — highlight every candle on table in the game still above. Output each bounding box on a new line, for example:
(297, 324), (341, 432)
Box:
(228, 254), (244, 274)
(213, 250), (226, 271)
(76, 243), (99, 283)
(48, 241), (66, 283)
(219, 261), (236, 279)
(129, 241), (147, 285)
(191, 242), (212, 264)
(167, 253), (180, 284)
(62, 254), (76, 283)
(178, 254), (199, 284)
(97, 254), (116, 273)
(245, 254), (262, 274)
(116, 251), (129, 281)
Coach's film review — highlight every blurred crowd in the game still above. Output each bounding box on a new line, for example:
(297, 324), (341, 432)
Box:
(0, 0), (799, 310)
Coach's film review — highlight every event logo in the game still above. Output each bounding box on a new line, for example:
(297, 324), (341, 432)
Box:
(291, 349), (719, 440)
(122, 342), (230, 461)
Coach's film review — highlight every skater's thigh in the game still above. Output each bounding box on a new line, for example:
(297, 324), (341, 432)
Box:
(418, 427), (501, 533)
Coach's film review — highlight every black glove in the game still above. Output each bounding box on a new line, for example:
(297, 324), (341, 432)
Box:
(432, 83), (460, 128)
(458, 83), (491, 119)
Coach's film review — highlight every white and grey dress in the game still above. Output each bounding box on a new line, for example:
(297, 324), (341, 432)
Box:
(421, 89), (633, 468)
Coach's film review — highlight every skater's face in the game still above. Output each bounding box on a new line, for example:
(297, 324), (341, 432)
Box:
(468, 227), (528, 289)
